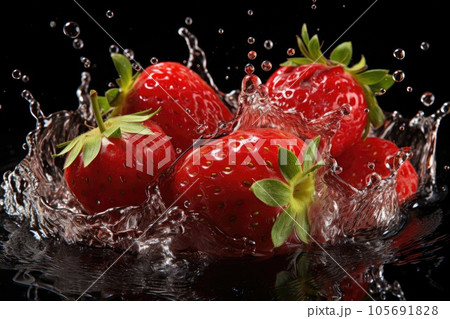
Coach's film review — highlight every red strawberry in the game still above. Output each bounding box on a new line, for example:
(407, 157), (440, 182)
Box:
(161, 128), (323, 256)
(104, 54), (233, 152)
(266, 24), (393, 157)
(336, 137), (418, 204)
(55, 91), (175, 214)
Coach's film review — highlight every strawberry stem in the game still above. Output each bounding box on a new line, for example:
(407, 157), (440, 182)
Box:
(90, 90), (106, 133)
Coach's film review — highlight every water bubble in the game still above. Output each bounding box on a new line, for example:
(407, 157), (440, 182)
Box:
(247, 37), (255, 44)
(367, 162), (375, 170)
(72, 38), (84, 50)
(399, 125), (405, 131)
(183, 200), (191, 208)
(49, 21), (56, 28)
(11, 69), (22, 80)
(392, 70), (405, 82)
(150, 57), (158, 64)
(261, 60), (272, 72)
(63, 21), (80, 38)
(109, 44), (119, 54)
(420, 92), (435, 107)
(287, 48), (296, 56)
(247, 50), (257, 60)
(406, 86), (413, 93)
(420, 42), (430, 51)
(80, 56), (91, 68)
(364, 108), (370, 113)
(375, 88), (386, 96)
(108, 82), (116, 88)
(247, 9), (254, 16)
(244, 63), (255, 74)
(393, 48), (405, 60)
(218, 28), (224, 34)
(106, 10), (114, 18)
(123, 48), (134, 60)
(21, 89), (33, 101)
(444, 165), (450, 171)
(176, 148), (183, 155)
(132, 62), (142, 71)
(311, 4), (317, 9)
(241, 74), (261, 94)
(21, 75), (30, 83)
(225, 75), (230, 80)
(264, 40), (273, 50)
(334, 166), (343, 174)
(185, 17), (193, 25)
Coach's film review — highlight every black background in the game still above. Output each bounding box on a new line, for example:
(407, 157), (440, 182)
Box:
(1, 0), (449, 300)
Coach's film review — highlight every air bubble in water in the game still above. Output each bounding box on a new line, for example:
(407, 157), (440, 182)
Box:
(406, 86), (413, 93)
(106, 10), (114, 18)
(420, 92), (435, 107)
(185, 17), (193, 25)
(247, 51), (257, 60)
(420, 42), (430, 51)
(247, 9), (254, 16)
(109, 44), (119, 54)
(311, 4), (317, 9)
(247, 37), (255, 44)
(150, 57), (158, 64)
(218, 28), (224, 34)
(22, 75), (30, 83)
(392, 70), (405, 82)
(72, 38), (84, 50)
(123, 48), (134, 60)
(80, 56), (91, 68)
(393, 48), (405, 60)
(261, 60), (272, 72)
(63, 21), (80, 38)
(264, 40), (273, 50)
(245, 63), (255, 74)
(11, 69), (22, 80)
(287, 48), (295, 56)
(49, 21), (56, 28)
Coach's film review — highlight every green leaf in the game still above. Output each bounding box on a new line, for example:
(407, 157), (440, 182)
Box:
(82, 134), (102, 167)
(53, 139), (77, 158)
(250, 179), (292, 207)
(301, 24), (310, 46)
(347, 55), (366, 73)
(63, 138), (84, 169)
(330, 41), (352, 65)
(98, 96), (111, 112)
(362, 85), (386, 128)
(293, 204), (310, 244)
(302, 136), (321, 172)
(303, 160), (324, 176)
(278, 147), (301, 183)
(369, 73), (395, 92)
(271, 207), (295, 247)
(111, 53), (133, 91)
(103, 125), (122, 138)
(282, 57), (313, 66)
(307, 35), (323, 62)
(280, 60), (298, 67)
(355, 69), (389, 85)
(296, 35), (311, 60)
(105, 88), (120, 104)
(120, 107), (161, 123)
(119, 122), (153, 135)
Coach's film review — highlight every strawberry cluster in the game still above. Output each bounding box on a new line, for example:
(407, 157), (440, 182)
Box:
(55, 25), (418, 257)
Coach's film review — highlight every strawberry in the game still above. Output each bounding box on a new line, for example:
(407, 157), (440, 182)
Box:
(103, 54), (233, 152)
(266, 24), (394, 157)
(336, 137), (418, 204)
(54, 91), (175, 214)
(161, 128), (323, 256)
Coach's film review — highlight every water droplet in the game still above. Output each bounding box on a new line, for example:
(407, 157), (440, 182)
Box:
(406, 86), (413, 93)
(375, 88), (386, 96)
(109, 44), (119, 54)
(150, 57), (158, 64)
(218, 28), (224, 34)
(444, 165), (450, 171)
(420, 42), (430, 51)
(225, 75), (230, 80)
(183, 200), (191, 208)
(241, 74), (261, 94)
(247, 9), (254, 16)
(311, 4), (317, 9)
(367, 162), (375, 170)
(261, 60), (272, 72)
(63, 21), (80, 38)
(364, 108), (370, 113)
(11, 69), (22, 80)
(123, 48), (134, 60)
(21, 75), (30, 83)
(49, 21), (56, 28)
(185, 108), (191, 114)
(367, 172), (382, 188)
(399, 125), (405, 131)
(108, 82), (116, 88)
(264, 40), (273, 50)
(247, 37), (255, 44)
(195, 124), (208, 134)
(132, 62), (142, 71)
(80, 56), (91, 68)
(176, 148), (183, 155)
(21, 89), (32, 101)
(247, 50), (257, 60)
(392, 70), (405, 82)
(185, 17), (193, 25)
(393, 48), (405, 60)
(334, 166), (343, 174)
(72, 38), (84, 50)
(245, 63), (255, 74)
(287, 48), (295, 56)
(421, 92), (435, 107)
(106, 10), (114, 18)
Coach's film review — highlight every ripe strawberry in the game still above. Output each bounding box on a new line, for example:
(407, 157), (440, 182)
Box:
(55, 91), (175, 214)
(266, 24), (394, 157)
(103, 54), (233, 152)
(161, 128), (323, 256)
(336, 137), (418, 204)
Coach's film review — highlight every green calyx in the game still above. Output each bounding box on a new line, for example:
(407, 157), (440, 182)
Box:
(53, 90), (159, 169)
(281, 24), (394, 136)
(100, 53), (141, 115)
(250, 136), (324, 246)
